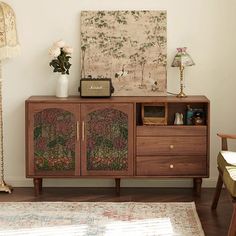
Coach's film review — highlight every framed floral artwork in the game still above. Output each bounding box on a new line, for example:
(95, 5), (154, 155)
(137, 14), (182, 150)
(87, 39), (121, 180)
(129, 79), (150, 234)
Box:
(80, 10), (167, 96)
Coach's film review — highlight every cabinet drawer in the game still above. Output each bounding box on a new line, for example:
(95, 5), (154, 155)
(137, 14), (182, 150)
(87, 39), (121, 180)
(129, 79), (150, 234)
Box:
(136, 155), (207, 176)
(137, 136), (207, 156)
(137, 125), (207, 137)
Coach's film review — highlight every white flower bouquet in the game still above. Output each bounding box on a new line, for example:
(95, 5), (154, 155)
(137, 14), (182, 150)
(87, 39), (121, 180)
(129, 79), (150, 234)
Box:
(49, 40), (73, 75)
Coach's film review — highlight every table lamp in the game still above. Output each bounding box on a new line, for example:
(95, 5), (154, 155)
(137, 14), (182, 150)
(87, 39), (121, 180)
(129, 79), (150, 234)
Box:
(171, 47), (195, 98)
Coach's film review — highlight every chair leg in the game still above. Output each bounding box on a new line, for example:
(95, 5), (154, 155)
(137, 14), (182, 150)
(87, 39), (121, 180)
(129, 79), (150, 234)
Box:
(211, 173), (223, 209)
(228, 202), (236, 236)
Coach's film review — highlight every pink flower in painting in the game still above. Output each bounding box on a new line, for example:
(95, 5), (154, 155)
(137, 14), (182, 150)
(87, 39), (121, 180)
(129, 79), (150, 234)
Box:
(56, 120), (72, 134)
(58, 157), (73, 168)
(42, 111), (58, 124)
(87, 139), (95, 150)
(35, 137), (47, 151)
(66, 139), (75, 151)
(35, 157), (44, 168)
(48, 158), (55, 167)
(63, 157), (69, 164)
(34, 115), (42, 126)
(104, 110), (117, 121)
(113, 137), (127, 150)
(92, 122), (106, 135)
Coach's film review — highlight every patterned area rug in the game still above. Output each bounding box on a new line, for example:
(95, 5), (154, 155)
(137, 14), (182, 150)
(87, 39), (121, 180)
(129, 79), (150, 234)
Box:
(0, 202), (204, 236)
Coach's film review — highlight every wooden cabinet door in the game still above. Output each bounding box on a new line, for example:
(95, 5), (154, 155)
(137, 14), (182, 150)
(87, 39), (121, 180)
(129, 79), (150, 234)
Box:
(80, 103), (134, 176)
(26, 103), (80, 177)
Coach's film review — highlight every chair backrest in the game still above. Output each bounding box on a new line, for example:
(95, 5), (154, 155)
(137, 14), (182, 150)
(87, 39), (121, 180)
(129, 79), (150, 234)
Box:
(217, 133), (236, 151)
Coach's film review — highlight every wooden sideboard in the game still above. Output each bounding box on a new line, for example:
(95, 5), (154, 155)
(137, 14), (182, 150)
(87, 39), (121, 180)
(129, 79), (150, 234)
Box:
(25, 96), (210, 196)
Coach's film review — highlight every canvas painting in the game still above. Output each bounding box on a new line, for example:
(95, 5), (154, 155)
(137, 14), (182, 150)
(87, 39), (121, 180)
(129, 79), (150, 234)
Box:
(81, 11), (167, 96)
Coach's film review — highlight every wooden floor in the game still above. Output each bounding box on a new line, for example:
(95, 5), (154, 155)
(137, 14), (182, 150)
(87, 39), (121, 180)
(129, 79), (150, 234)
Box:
(0, 187), (232, 236)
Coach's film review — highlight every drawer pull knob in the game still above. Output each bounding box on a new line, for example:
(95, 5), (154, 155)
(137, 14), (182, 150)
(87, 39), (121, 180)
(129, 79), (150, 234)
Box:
(170, 145), (174, 149)
(170, 164), (174, 169)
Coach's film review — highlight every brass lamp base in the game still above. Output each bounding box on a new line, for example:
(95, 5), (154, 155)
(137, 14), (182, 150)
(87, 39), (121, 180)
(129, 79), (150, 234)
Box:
(177, 66), (187, 98)
(177, 91), (187, 98)
(0, 180), (12, 193)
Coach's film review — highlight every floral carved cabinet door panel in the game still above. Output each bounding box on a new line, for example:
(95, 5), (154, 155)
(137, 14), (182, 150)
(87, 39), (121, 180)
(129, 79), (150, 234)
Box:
(80, 104), (134, 176)
(26, 103), (80, 177)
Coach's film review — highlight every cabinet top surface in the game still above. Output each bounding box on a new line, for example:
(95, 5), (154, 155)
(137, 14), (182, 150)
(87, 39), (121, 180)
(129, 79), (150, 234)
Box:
(26, 95), (210, 103)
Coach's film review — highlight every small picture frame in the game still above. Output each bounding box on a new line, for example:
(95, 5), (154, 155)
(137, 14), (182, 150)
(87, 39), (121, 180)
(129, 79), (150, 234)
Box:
(142, 103), (167, 125)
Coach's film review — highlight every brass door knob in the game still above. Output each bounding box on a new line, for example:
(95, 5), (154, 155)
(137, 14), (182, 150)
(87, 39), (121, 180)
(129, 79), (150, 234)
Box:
(170, 164), (174, 169)
(169, 145), (174, 149)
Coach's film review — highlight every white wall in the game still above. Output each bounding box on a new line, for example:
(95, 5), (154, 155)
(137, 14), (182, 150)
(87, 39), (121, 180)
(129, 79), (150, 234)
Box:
(3, 0), (236, 188)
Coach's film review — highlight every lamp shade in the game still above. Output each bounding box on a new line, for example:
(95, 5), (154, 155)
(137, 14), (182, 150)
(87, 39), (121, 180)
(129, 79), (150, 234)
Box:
(171, 47), (194, 67)
(0, 2), (20, 60)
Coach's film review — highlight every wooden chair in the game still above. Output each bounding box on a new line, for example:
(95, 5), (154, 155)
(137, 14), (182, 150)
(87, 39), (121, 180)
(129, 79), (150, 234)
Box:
(212, 133), (236, 236)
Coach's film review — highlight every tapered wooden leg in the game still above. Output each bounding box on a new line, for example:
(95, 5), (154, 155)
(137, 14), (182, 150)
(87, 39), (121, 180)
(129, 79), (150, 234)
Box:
(211, 173), (223, 209)
(33, 178), (42, 196)
(228, 202), (236, 236)
(115, 178), (120, 196)
(193, 178), (202, 197)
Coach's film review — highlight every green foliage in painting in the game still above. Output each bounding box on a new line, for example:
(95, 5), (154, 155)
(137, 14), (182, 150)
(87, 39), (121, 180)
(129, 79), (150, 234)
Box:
(33, 108), (76, 171)
(86, 108), (129, 171)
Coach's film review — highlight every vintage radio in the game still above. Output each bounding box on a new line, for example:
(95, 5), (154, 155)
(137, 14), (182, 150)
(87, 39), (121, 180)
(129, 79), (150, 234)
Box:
(78, 78), (114, 98)
(142, 103), (168, 125)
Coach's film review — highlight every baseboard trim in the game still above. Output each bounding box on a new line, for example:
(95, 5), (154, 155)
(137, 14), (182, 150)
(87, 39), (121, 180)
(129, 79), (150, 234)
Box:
(5, 177), (218, 188)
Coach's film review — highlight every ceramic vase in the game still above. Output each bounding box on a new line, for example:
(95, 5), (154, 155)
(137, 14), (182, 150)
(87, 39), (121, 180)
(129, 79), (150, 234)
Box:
(56, 74), (68, 98)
